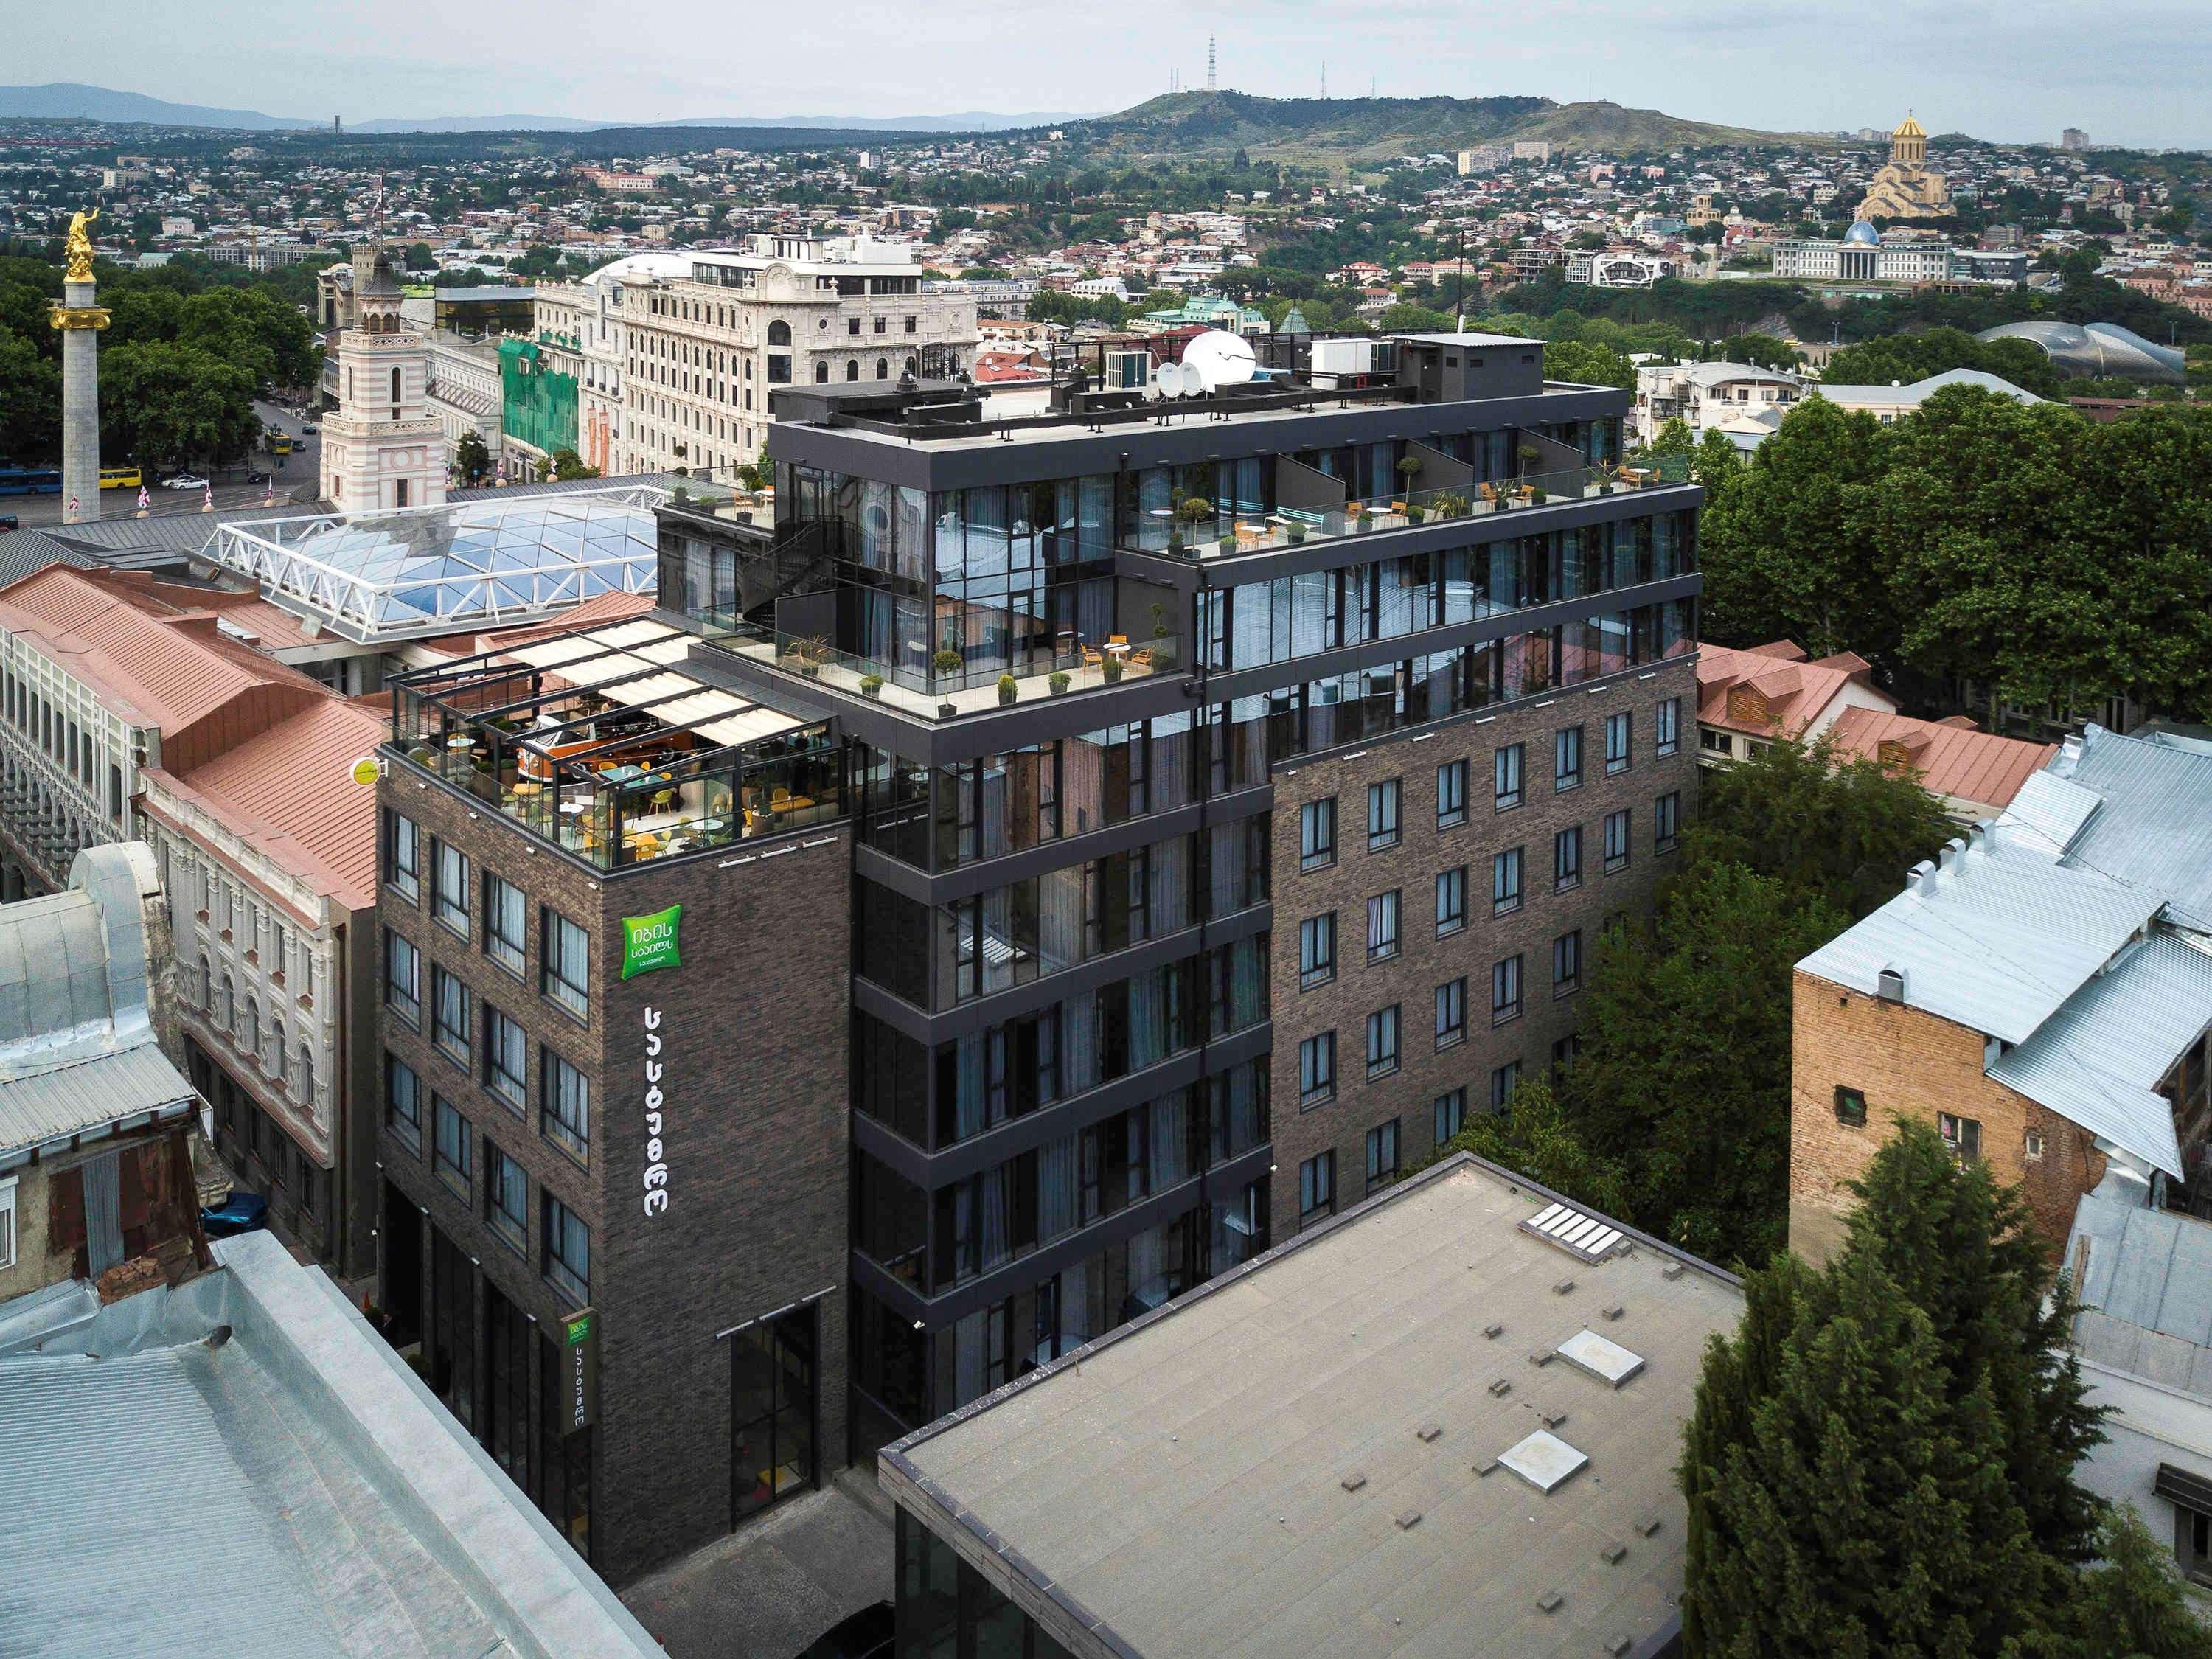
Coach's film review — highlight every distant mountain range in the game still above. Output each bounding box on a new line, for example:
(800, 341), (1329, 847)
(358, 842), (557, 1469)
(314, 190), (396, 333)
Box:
(0, 83), (1092, 135)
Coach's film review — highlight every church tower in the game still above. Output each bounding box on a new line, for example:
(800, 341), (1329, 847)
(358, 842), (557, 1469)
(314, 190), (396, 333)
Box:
(1890, 111), (1927, 169)
(319, 242), (448, 516)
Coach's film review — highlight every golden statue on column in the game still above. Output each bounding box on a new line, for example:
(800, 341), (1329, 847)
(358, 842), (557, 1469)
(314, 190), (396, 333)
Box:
(64, 207), (100, 282)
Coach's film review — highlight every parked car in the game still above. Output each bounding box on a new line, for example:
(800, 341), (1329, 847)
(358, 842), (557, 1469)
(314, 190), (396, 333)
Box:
(0, 514), (17, 534)
(200, 1190), (268, 1238)
(246, 470), (269, 485)
(299, 421), (321, 435)
(793, 1603), (894, 1659)
(162, 472), (209, 490)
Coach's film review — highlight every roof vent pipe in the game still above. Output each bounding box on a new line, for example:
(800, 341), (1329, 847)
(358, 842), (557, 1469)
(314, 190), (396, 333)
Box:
(1939, 838), (1965, 874)
(1877, 966), (1908, 1002)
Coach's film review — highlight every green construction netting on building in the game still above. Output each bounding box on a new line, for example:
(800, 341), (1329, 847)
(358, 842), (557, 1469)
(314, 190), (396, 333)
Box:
(499, 337), (579, 459)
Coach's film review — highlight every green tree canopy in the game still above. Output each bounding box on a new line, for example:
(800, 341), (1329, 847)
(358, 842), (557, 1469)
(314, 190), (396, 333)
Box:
(1820, 325), (2062, 397)
(453, 431), (490, 484)
(1425, 1078), (1631, 1216)
(99, 343), (258, 470)
(0, 330), (59, 461)
(1542, 338), (1634, 389)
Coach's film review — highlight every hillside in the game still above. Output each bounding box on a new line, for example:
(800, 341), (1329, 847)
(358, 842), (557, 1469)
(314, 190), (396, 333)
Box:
(1059, 90), (1831, 170)
(0, 81), (315, 131)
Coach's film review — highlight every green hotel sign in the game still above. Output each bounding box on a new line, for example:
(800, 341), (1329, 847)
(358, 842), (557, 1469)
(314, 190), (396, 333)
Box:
(620, 905), (682, 980)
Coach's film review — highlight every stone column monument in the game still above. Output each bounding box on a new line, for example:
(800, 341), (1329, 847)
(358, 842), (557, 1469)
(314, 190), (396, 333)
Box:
(51, 208), (109, 525)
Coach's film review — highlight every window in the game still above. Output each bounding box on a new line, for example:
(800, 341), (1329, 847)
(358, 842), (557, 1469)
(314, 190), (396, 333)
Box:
(2024, 1129), (2045, 1160)
(434, 1096), (473, 1193)
(543, 1194), (591, 1304)
(1655, 791), (1681, 853)
(541, 908), (590, 1019)
(1656, 697), (1681, 757)
(1938, 1112), (1981, 1163)
(387, 1054), (423, 1151)
(542, 1049), (591, 1161)
(1436, 866), (1468, 936)
(1366, 1005), (1400, 1079)
(2177, 1500), (2212, 1588)
(1436, 759), (1467, 828)
(434, 841), (471, 937)
(1834, 1086), (1868, 1127)
(1553, 930), (1582, 995)
(1298, 1151), (1336, 1225)
(1436, 978), (1467, 1049)
(0, 1173), (15, 1270)
(1491, 1060), (1522, 1109)
(1298, 1032), (1336, 1107)
(1555, 725), (1583, 791)
(1298, 914), (1337, 989)
(1299, 798), (1337, 870)
(1552, 1032), (1581, 1074)
(1492, 847), (1523, 915)
(384, 810), (421, 900)
(484, 1005), (526, 1108)
(484, 876), (526, 973)
(1494, 743), (1524, 811)
(1605, 711), (1633, 775)
(1492, 955), (1523, 1024)
(1434, 1088), (1467, 1146)
(431, 966), (472, 1064)
(1367, 780), (1401, 850)
(486, 1141), (527, 1248)
(1604, 808), (1632, 872)
(385, 930), (420, 1024)
(1367, 890), (1401, 961)
(1555, 825), (1583, 892)
(1366, 1119), (1400, 1191)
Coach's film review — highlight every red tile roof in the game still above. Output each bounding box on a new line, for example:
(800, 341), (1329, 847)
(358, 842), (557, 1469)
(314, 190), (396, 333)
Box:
(1826, 706), (2056, 813)
(1695, 639), (1891, 740)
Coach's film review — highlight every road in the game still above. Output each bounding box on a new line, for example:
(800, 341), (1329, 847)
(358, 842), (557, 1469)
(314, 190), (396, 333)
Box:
(0, 398), (324, 529)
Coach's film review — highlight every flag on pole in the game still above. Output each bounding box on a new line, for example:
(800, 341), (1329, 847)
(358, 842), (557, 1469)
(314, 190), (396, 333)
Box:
(201, 484), (214, 513)
(65, 495), (79, 523)
(136, 486), (149, 515)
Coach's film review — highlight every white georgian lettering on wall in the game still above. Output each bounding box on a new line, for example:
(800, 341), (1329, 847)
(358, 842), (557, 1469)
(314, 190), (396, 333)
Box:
(641, 1005), (669, 1216)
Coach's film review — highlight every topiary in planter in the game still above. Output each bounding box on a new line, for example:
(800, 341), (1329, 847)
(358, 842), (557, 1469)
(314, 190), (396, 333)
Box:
(1049, 670), (1071, 695)
(1405, 504), (1425, 524)
(1102, 656), (1124, 684)
(1287, 522), (1307, 545)
(933, 648), (964, 681)
(1218, 534), (1237, 555)
(998, 673), (1018, 706)
(860, 673), (884, 698)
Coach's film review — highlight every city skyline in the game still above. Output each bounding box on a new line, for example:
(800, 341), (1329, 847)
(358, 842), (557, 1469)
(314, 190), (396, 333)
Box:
(15, 0), (2212, 150)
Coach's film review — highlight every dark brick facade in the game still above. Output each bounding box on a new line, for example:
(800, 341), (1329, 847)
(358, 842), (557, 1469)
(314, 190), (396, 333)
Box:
(1267, 655), (1697, 1231)
(375, 765), (852, 1586)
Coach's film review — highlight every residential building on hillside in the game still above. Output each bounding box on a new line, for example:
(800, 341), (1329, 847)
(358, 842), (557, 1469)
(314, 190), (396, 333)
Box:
(0, 842), (206, 1312)
(1790, 725), (2212, 1262)
(605, 235), (979, 477)
(371, 330), (1703, 1583)
(882, 1154), (1747, 1659)
(1631, 360), (1804, 445)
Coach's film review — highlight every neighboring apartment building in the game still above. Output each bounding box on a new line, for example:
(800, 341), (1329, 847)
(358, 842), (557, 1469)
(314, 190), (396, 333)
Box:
(530, 254), (695, 478)
(1631, 359), (1804, 446)
(1812, 366), (2042, 425)
(367, 330), (1701, 1583)
(883, 1154), (1746, 1658)
(1790, 726), (2212, 1262)
(608, 234), (979, 476)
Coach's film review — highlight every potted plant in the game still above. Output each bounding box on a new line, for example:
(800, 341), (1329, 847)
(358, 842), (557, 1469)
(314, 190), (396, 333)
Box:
(785, 636), (830, 678)
(1102, 655), (1124, 684)
(1396, 454), (1423, 495)
(1405, 503), (1426, 525)
(1287, 521), (1307, 545)
(939, 701), (959, 717)
(1529, 484), (1548, 504)
(998, 673), (1018, 706)
(1150, 601), (1172, 638)
(1433, 491), (1468, 518)
(1175, 495), (1215, 552)
(859, 672), (885, 698)
(1049, 669), (1071, 695)
(1218, 533), (1237, 555)
(933, 647), (964, 683)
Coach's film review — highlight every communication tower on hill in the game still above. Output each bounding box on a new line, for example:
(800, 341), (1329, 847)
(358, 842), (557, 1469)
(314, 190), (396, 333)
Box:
(1208, 37), (1217, 92)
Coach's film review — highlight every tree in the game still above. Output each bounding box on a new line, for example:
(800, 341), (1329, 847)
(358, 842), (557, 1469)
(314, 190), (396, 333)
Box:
(98, 343), (258, 470)
(0, 330), (60, 460)
(1542, 338), (1634, 390)
(549, 447), (599, 481)
(1425, 1079), (1631, 1217)
(2023, 1506), (2212, 1659)
(1377, 300), (1453, 333)
(176, 287), (320, 389)
(1686, 734), (1955, 921)
(453, 431), (491, 484)
(1705, 332), (1801, 372)
(404, 242), (437, 271)
(1820, 326), (2062, 398)
(1567, 862), (1847, 1267)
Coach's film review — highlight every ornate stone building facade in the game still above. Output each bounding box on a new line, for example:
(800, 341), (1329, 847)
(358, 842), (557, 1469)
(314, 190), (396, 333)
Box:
(1857, 112), (1952, 222)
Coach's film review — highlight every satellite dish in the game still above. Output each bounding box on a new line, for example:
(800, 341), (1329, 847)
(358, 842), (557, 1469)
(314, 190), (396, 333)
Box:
(1154, 361), (1186, 398)
(1182, 329), (1258, 392)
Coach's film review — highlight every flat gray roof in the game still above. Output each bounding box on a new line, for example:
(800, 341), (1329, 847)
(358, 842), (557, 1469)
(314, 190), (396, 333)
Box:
(884, 1155), (1744, 1659)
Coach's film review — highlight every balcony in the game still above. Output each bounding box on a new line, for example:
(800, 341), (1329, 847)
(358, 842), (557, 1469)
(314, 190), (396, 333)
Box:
(1124, 456), (1693, 561)
(706, 621), (1182, 721)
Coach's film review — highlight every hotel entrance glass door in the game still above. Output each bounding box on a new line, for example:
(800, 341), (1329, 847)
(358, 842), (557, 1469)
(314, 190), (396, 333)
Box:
(731, 1304), (818, 1525)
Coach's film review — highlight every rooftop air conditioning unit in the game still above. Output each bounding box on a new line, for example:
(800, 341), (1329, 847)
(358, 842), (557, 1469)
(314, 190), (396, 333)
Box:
(1103, 349), (1150, 391)
(1310, 338), (1377, 377)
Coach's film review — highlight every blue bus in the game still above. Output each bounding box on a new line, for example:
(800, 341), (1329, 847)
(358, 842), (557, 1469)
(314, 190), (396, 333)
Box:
(0, 467), (62, 497)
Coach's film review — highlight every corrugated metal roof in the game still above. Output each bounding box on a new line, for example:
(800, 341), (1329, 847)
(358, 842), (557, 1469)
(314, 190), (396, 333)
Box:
(0, 1043), (198, 1152)
(2038, 726), (2212, 935)
(1998, 769), (2104, 863)
(0, 1343), (344, 1659)
(1797, 837), (2159, 1046)
(2067, 1192), (2212, 1398)
(1987, 935), (2207, 1176)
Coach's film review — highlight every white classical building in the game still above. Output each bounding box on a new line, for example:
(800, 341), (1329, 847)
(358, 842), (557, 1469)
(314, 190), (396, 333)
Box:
(1773, 221), (1955, 285)
(526, 251), (692, 477)
(319, 244), (450, 515)
(605, 234), (980, 476)
(1632, 359), (1806, 444)
(422, 333), (503, 464)
(0, 588), (141, 900)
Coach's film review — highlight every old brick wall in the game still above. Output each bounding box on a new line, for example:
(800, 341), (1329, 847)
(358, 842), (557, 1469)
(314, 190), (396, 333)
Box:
(1789, 968), (2107, 1264)
(1267, 658), (1697, 1231)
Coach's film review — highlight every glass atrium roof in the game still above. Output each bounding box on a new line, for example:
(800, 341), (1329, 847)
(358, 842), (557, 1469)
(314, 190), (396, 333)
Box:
(204, 486), (668, 644)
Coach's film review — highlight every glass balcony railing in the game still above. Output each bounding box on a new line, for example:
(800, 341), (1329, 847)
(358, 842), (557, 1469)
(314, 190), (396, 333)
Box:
(705, 622), (1181, 720)
(1127, 456), (1693, 559)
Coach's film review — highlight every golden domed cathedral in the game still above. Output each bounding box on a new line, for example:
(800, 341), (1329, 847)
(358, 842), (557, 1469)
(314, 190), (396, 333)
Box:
(1856, 112), (1951, 221)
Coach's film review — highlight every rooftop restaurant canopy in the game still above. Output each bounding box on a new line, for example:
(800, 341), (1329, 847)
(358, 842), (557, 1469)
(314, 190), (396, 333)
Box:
(204, 487), (667, 644)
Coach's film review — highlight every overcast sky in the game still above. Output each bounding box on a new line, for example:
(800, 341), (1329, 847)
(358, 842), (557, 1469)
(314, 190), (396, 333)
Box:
(27, 0), (2212, 149)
